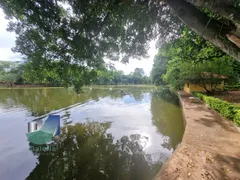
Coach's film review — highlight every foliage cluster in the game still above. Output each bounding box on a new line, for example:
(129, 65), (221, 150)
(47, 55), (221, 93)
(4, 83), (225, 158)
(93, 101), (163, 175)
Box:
(0, 0), (181, 91)
(150, 50), (168, 85)
(193, 92), (240, 126)
(0, 60), (150, 92)
(1, 0), (240, 91)
(94, 68), (150, 85)
(150, 29), (240, 93)
(0, 61), (24, 84)
(224, 84), (240, 91)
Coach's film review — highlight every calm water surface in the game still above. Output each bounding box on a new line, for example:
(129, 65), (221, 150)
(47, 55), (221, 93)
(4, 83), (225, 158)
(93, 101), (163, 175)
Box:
(0, 87), (184, 180)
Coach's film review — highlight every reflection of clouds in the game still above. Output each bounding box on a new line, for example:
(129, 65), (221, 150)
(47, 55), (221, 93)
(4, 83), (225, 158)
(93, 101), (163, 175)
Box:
(137, 133), (150, 149)
(26, 121), (162, 180)
(122, 93), (151, 105)
(20, 89), (176, 166)
(0, 87), (183, 179)
(54, 92), (173, 164)
(123, 95), (135, 104)
(142, 94), (151, 103)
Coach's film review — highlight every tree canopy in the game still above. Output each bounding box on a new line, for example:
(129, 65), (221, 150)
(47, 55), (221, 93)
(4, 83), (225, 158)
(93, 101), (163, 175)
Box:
(150, 28), (240, 92)
(0, 61), (24, 84)
(163, 58), (233, 93)
(0, 61), (150, 90)
(150, 48), (169, 85)
(92, 67), (150, 85)
(1, 0), (240, 90)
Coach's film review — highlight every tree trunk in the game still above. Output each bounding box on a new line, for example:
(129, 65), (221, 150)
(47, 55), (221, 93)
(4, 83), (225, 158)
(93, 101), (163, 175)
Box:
(166, 0), (240, 62)
(188, 0), (240, 36)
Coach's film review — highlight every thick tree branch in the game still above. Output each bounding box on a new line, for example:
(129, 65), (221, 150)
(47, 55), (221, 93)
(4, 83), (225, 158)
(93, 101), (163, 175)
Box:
(167, 0), (240, 62)
(188, 0), (240, 35)
(199, 81), (210, 93)
(226, 34), (240, 48)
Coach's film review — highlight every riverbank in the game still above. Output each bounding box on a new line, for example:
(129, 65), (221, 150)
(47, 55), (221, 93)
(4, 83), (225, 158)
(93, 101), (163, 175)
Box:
(0, 84), (157, 90)
(154, 91), (240, 180)
(87, 84), (157, 89)
(0, 84), (157, 89)
(0, 84), (57, 89)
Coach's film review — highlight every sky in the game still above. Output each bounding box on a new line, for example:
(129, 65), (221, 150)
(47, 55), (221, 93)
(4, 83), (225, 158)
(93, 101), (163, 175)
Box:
(0, 9), (157, 76)
(0, 9), (23, 61)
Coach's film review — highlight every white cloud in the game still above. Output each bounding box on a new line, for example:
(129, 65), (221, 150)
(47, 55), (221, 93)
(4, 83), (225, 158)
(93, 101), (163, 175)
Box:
(112, 41), (158, 76)
(0, 9), (19, 61)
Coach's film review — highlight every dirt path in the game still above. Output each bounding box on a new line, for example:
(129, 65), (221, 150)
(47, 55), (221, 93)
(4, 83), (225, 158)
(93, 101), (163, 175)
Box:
(154, 91), (240, 180)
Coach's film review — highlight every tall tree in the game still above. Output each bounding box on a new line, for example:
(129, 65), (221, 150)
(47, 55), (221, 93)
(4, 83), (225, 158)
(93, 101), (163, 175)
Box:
(167, 0), (240, 60)
(133, 68), (145, 77)
(150, 49), (169, 85)
(152, 28), (240, 92)
(1, 0), (240, 89)
(22, 61), (97, 93)
(0, 61), (24, 84)
(163, 58), (233, 93)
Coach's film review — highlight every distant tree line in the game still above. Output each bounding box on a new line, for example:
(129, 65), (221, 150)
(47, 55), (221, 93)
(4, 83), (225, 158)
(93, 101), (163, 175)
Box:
(0, 61), (24, 85)
(1, 0), (240, 93)
(94, 67), (150, 85)
(0, 61), (151, 91)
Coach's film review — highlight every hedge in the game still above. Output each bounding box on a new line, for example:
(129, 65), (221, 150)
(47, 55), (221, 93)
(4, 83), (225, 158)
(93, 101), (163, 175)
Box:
(192, 92), (240, 126)
(224, 84), (240, 91)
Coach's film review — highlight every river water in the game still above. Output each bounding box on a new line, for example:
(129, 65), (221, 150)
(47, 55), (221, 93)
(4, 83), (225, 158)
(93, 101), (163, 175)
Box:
(0, 87), (184, 180)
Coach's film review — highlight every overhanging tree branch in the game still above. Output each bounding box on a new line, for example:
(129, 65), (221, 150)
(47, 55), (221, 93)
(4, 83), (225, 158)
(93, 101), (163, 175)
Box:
(188, 0), (240, 35)
(167, 0), (240, 62)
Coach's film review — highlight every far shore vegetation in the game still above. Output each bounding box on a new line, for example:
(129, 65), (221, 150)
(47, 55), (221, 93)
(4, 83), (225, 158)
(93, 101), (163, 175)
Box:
(149, 28), (240, 126)
(1, 1), (240, 179)
(0, 0), (240, 125)
(0, 61), (153, 92)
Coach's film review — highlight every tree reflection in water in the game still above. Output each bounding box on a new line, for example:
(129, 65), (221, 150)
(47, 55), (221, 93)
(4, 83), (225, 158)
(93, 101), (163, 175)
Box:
(27, 122), (162, 180)
(0, 88), (152, 116)
(151, 88), (184, 150)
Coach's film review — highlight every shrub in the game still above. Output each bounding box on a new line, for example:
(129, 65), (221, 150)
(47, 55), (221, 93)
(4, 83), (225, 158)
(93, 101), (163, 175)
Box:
(192, 92), (240, 126)
(224, 84), (240, 91)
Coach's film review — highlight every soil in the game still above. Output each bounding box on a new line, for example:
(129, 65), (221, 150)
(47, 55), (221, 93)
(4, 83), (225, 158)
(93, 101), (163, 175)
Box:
(154, 91), (240, 180)
(214, 91), (240, 105)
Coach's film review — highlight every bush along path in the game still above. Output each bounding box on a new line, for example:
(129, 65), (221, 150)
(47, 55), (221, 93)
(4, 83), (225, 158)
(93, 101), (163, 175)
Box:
(154, 91), (240, 180)
(193, 92), (240, 126)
